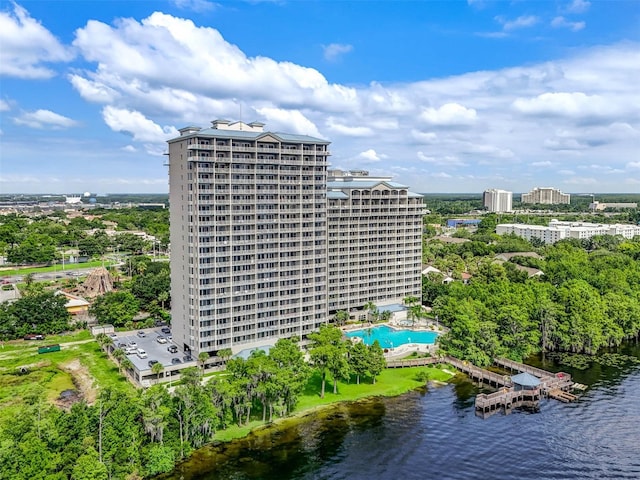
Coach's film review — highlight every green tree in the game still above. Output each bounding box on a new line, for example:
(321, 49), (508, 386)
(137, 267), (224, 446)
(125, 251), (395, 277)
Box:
(151, 361), (164, 383)
(347, 341), (369, 384)
(90, 291), (140, 327)
(334, 310), (349, 326)
(368, 340), (386, 384)
(268, 338), (310, 417)
(71, 446), (108, 480)
(308, 324), (348, 397)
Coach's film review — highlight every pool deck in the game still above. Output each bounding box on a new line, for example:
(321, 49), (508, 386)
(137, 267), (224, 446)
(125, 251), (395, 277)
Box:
(341, 322), (443, 360)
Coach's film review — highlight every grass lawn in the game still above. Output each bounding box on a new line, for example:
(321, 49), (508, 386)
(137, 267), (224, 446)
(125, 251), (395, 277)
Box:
(0, 260), (114, 277)
(0, 336), (135, 423)
(214, 365), (453, 442)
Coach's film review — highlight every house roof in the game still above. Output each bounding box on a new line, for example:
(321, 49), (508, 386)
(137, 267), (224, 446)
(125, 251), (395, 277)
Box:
(511, 372), (541, 387)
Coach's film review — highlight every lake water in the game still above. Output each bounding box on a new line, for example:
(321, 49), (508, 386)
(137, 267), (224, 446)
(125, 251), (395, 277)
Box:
(161, 342), (640, 480)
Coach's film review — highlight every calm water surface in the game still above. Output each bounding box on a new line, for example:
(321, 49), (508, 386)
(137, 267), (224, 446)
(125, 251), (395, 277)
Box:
(344, 325), (438, 347)
(162, 343), (640, 480)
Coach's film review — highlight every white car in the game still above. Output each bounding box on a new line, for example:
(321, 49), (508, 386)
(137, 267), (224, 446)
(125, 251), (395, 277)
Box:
(136, 348), (147, 359)
(156, 336), (167, 344)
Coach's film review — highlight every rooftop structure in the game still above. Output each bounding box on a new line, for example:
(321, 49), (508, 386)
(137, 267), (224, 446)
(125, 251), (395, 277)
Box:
(521, 187), (570, 205)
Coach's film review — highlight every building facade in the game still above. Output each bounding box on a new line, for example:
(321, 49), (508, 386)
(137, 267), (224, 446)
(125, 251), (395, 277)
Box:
(521, 187), (570, 205)
(326, 170), (424, 314)
(496, 220), (640, 244)
(168, 121), (424, 356)
(483, 189), (513, 212)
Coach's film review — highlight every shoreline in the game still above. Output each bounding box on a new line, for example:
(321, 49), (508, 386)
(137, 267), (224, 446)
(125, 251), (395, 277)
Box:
(162, 365), (454, 476)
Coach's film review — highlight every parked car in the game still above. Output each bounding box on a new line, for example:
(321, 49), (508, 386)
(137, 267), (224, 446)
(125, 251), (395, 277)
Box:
(161, 327), (171, 334)
(125, 346), (136, 355)
(128, 341), (137, 348)
(171, 358), (182, 365)
(24, 334), (45, 340)
(108, 333), (118, 339)
(136, 348), (147, 359)
(166, 335), (173, 342)
(156, 336), (167, 344)
(167, 345), (178, 354)
(183, 355), (193, 362)
(117, 343), (127, 349)
(148, 360), (159, 368)
(137, 331), (146, 338)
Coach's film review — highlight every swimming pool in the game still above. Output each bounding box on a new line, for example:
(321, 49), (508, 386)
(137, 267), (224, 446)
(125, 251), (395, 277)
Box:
(344, 325), (438, 348)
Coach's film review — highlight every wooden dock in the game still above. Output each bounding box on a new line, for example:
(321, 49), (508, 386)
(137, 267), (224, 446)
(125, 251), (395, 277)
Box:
(385, 354), (582, 416)
(386, 357), (440, 368)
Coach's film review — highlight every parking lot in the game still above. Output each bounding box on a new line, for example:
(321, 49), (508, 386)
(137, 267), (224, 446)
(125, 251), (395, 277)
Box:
(109, 327), (196, 384)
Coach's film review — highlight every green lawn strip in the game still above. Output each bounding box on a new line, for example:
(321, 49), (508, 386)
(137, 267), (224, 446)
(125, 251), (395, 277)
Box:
(0, 260), (113, 277)
(214, 366), (453, 443)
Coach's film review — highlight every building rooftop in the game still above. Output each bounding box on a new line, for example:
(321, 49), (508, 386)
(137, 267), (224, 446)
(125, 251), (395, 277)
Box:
(170, 127), (329, 144)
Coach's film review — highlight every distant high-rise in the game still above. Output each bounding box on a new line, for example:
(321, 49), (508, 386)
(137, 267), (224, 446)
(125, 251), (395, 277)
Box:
(483, 189), (512, 212)
(167, 121), (424, 357)
(521, 187), (570, 205)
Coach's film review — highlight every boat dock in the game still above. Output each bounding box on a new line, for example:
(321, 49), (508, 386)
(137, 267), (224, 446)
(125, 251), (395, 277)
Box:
(384, 355), (582, 416)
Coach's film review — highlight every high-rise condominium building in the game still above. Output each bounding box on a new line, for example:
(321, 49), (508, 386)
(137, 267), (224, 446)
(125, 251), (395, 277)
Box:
(326, 170), (424, 314)
(521, 187), (570, 205)
(168, 121), (424, 356)
(483, 189), (513, 212)
(168, 120), (329, 356)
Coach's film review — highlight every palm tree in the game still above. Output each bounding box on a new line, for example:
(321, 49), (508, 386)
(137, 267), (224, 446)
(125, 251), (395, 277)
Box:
(334, 310), (349, 327)
(403, 295), (421, 326)
(217, 348), (232, 365)
(112, 348), (125, 372)
(151, 362), (164, 384)
(363, 301), (377, 323)
(158, 291), (169, 310)
(121, 357), (133, 374)
(198, 351), (209, 374)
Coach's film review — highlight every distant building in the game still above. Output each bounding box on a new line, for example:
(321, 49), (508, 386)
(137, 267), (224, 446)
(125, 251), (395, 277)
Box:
(483, 189), (512, 212)
(589, 201), (638, 211)
(496, 220), (640, 244)
(521, 187), (570, 205)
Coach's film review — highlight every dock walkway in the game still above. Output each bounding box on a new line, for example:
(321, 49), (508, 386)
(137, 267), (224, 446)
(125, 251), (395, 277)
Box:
(384, 355), (580, 415)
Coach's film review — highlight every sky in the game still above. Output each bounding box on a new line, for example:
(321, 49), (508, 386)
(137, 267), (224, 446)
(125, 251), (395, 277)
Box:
(0, 0), (639, 195)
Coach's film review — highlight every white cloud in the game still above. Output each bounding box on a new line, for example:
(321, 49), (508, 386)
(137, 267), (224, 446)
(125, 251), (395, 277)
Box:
(102, 106), (178, 143)
(72, 12), (359, 115)
(62, 11), (640, 193)
(0, 3), (73, 78)
(558, 169), (575, 175)
(495, 15), (539, 31)
(551, 16), (585, 32)
(323, 43), (353, 62)
(532, 161), (552, 167)
(173, 0), (217, 12)
(13, 109), (78, 129)
(564, 176), (597, 185)
(69, 75), (119, 103)
(358, 149), (385, 162)
(122, 145), (138, 152)
(326, 117), (373, 137)
(254, 107), (323, 138)
(512, 92), (620, 120)
(411, 130), (438, 144)
(419, 103), (477, 126)
(433, 172), (452, 178)
(0, 99), (9, 111)
(565, 0), (590, 14)
(627, 162), (640, 169)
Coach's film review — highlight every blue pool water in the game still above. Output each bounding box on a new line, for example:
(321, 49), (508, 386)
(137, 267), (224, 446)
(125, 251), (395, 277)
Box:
(344, 325), (438, 347)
